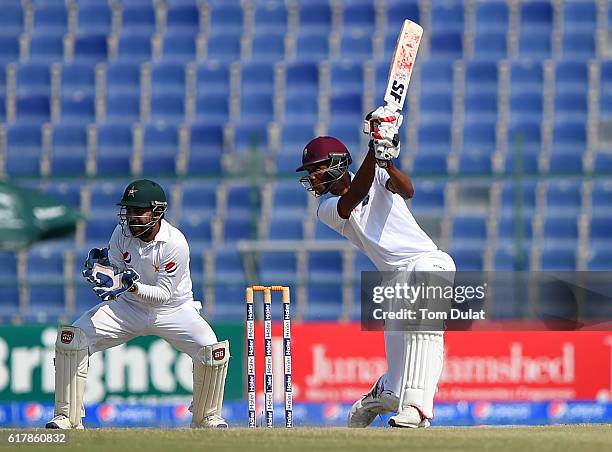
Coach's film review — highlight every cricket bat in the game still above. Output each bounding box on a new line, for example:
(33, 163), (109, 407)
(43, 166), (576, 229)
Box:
(383, 19), (423, 113)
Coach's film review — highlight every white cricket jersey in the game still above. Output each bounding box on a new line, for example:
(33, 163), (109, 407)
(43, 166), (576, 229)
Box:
(317, 167), (438, 271)
(107, 219), (194, 309)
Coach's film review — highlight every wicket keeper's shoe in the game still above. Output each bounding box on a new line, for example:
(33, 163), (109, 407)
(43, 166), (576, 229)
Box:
(45, 414), (84, 429)
(388, 406), (430, 429)
(191, 414), (228, 429)
(347, 375), (399, 428)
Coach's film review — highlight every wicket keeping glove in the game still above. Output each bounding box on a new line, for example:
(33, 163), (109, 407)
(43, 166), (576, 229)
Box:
(92, 268), (140, 302)
(82, 247), (112, 285)
(363, 106), (403, 166)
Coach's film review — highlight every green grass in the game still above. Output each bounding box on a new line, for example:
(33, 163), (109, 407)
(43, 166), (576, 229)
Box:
(1, 425), (610, 452)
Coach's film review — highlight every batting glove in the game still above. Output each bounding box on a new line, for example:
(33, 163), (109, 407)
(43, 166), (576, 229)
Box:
(82, 247), (112, 284)
(92, 269), (140, 302)
(363, 106), (403, 164)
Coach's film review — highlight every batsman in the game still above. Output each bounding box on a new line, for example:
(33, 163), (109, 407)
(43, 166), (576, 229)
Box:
(46, 179), (230, 429)
(297, 105), (455, 428)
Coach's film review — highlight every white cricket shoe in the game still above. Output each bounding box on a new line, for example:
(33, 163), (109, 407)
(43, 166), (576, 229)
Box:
(388, 406), (429, 429)
(191, 414), (228, 429)
(45, 414), (84, 430)
(347, 376), (399, 428)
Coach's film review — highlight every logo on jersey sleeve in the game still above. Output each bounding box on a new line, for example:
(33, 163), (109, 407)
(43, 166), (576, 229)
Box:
(163, 261), (178, 275)
(122, 251), (131, 263)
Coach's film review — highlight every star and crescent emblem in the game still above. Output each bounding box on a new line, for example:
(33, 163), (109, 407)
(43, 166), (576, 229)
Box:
(127, 187), (138, 197)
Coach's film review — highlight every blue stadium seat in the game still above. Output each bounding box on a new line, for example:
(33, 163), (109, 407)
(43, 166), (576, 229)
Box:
(195, 61), (230, 96)
(464, 92), (498, 122)
(420, 92), (453, 122)
(283, 93), (319, 123)
(73, 34), (108, 63)
(465, 60), (498, 94)
(206, 32), (241, 62)
(28, 33), (64, 63)
(295, 31), (330, 61)
(272, 181), (308, 214)
(594, 153), (612, 173)
(497, 214), (533, 246)
(6, 123), (43, 176)
(106, 93), (141, 122)
(0, 36), (19, 64)
(510, 60), (543, 93)
(500, 181), (537, 213)
(452, 215), (487, 243)
(354, 252), (377, 274)
(330, 93), (362, 124)
(589, 215), (612, 246)
(226, 183), (260, 217)
(330, 60), (364, 94)
(85, 216), (119, 245)
(285, 61), (319, 97)
(418, 121), (451, 153)
(240, 62), (274, 97)
(142, 123), (179, 175)
(475, 1), (508, 32)
(0, 4), (24, 36)
(327, 121), (362, 152)
(187, 123), (223, 175)
(251, 31), (286, 62)
(305, 285), (343, 321)
(214, 248), (244, 281)
(342, 1), (375, 32)
(15, 63), (51, 95)
(587, 249), (612, 270)
(459, 151), (493, 175)
(105, 62), (141, 95)
(259, 251), (297, 282)
(0, 252), (18, 283)
(546, 181), (582, 213)
(50, 123), (88, 176)
(190, 251), (205, 283)
(494, 246), (530, 271)
(518, 31), (551, 58)
(89, 182), (124, 216)
(599, 92), (612, 120)
(161, 32), (197, 63)
(74, 284), (103, 315)
(462, 120), (496, 153)
(61, 63), (95, 96)
(562, 31), (596, 58)
(78, 2), (112, 34)
(0, 96), (4, 122)
(33, 4), (68, 33)
(195, 92), (229, 124)
(386, 0), (420, 30)
(209, 3), (244, 35)
(151, 62), (186, 95)
(27, 247), (65, 284)
(555, 60), (588, 93)
(505, 121), (541, 173)
(180, 213), (213, 246)
(121, 3), (156, 33)
(419, 59), (454, 94)
(510, 92), (543, 122)
(268, 217), (304, 240)
(181, 180), (217, 216)
(540, 247), (576, 271)
(449, 244), (484, 271)
(543, 215), (578, 243)
(431, 1), (464, 33)
(212, 285), (246, 321)
(552, 120), (586, 152)
(339, 30), (373, 60)
(308, 251), (342, 282)
(278, 121), (316, 152)
(150, 93), (185, 124)
(298, 1), (331, 32)
(254, 1), (287, 33)
(474, 31), (507, 59)
(429, 31), (462, 58)
(413, 150), (448, 175)
(591, 181), (612, 212)
(94, 123), (132, 175)
(563, 1), (597, 32)
(241, 93), (274, 122)
(45, 181), (83, 210)
(232, 121), (269, 153)
(409, 181), (445, 213)
(520, 1), (553, 31)
(115, 32), (152, 63)
(166, 3), (200, 33)
(60, 92), (95, 123)
(554, 91), (588, 120)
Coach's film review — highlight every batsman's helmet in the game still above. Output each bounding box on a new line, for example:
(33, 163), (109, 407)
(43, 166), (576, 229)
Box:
(296, 136), (352, 196)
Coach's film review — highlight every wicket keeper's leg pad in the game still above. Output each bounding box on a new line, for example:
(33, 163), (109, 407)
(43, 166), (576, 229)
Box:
(191, 340), (230, 423)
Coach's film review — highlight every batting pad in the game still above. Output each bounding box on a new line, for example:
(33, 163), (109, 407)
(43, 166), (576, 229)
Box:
(54, 326), (89, 427)
(398, 332), (444, 419)
(191, 340), (230, 425)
